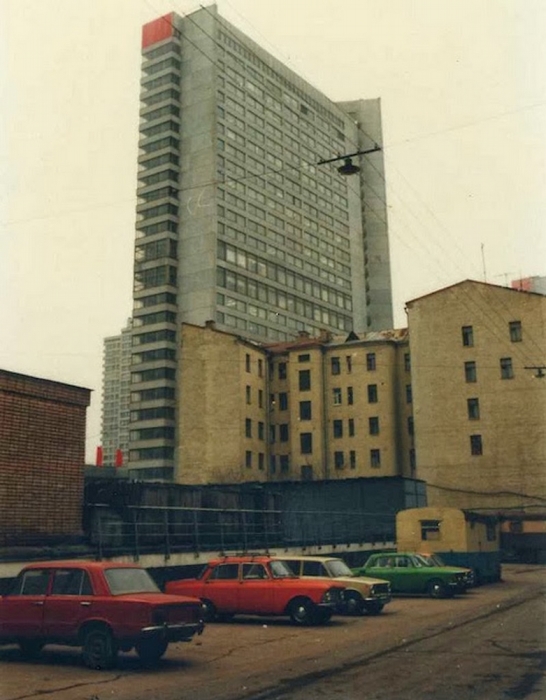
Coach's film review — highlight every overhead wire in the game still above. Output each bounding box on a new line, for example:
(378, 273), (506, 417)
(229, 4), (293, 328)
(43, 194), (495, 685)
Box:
(184, 2), (546, 367)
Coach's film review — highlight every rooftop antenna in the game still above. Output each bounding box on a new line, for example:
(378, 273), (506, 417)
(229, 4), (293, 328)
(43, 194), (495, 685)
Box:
(481, 243), (487, 282)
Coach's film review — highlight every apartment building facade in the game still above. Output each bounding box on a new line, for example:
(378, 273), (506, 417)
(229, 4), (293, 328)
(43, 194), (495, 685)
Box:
(406, 280), (546, 512)
(101, 319), (132, 467)
(129, 7), (393, 479)
(176, 322), (412, 485)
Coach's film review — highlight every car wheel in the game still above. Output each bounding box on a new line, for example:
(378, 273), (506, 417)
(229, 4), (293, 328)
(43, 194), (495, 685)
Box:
(135, 638), (169, 665)
(82, 627), (117, 670)
(427, 579), (448, 599)
(364, 601), (384, 615)
(201, 599), (218, 622)
(344, 591), (365, 616)
(18, 640), (44, 658)
(288, 598), (317, 626)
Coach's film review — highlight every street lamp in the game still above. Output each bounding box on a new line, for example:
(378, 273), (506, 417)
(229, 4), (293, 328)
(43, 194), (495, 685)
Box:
(317, 145), (381, 176)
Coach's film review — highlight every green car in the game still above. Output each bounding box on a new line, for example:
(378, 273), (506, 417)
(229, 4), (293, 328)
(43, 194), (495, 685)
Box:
(353, 552), (468, 599)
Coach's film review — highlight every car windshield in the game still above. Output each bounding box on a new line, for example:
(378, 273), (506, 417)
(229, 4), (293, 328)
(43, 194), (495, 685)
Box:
(325, 559), (353, 577)
(104, 567), (160, 595)
(270, 560), (297, 578)
(424, 553), (446, 567)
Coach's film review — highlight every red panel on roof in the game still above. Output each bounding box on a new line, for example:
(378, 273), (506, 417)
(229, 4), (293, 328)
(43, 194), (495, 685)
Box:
(142, 14), (174, 49)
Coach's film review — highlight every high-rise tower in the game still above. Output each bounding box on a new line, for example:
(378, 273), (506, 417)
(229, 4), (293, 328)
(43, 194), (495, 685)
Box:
(129, 6), (393, 480)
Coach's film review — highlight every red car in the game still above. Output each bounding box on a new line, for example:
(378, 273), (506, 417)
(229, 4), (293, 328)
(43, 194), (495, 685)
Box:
(0, 560), (204, 669)
(165, 555), (345, 626)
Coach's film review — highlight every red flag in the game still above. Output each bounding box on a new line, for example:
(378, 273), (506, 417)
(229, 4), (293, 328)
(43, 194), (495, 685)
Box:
(96, 446), (103, 467)
(115, 449), (123, 468)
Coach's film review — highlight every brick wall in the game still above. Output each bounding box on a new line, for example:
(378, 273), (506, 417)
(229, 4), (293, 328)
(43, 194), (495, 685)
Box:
(0, 370), (91, 546)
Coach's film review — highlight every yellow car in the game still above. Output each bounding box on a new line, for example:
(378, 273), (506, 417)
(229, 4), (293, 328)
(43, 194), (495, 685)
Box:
(275, 555), (391, 615)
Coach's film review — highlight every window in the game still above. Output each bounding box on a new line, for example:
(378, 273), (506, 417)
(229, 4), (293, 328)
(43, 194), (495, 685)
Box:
(333, 387), (342, 405)
(464, 361), (477, 383)
(366, 353), (376, 371)
(17, 570), (49, 595)
(349, 450), (356, 469)
(52, 569), (93, 596)
(407, 416), (414, 435)
(245, 353), (251, 372)
(404, 353), (411, 372)
(245, 419), (252, 438)
(269, 425), (276, 443)
(278, 362), (287, 380)
(299, 369), (311, 391)
(246, 385), (251, 404)
(509, 321), (522, 342)
(334, 451), (345, 469)
(209, 563), (239, 580)
(406, 384), (412, 403)
(500, 357), (514, 379)
(462, 325), (474, 347)
(409, 448), (416, 471)
(298, 353), (310, 362)
(301, 465), (313, 480)
(333, 420), (343, 438)
(258, 422), (265, 440)
(258, 358), (264, 376)
(243, 563), (267, 580)
(299, 401), (312, 420)
(279, 424), (289, 442)
(367, 384), (378, 403)
(279, 392), (288, 410)
(331, 357), (341, 375)
(370, 449), (381, 468)
(280, 455), (290, 472)
(470, 434), (483, 455)
(245, 450), (252, 467)
(346, 356), (353, 373)
(420, 520), (440, 541)
(270, 455), (276, 473)
(467, 398), (480, 420)
(347, 386), (354, 405)
(258, 453), (265, 470)
(348, 418), (355, 436)
(258, 389), (263, 408)
(300, 433), (313, 454)
(369, 417), (379, 435)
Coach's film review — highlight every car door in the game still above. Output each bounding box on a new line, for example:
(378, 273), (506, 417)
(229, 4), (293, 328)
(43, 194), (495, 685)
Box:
(392, 555), (417, 592)
(42, 568), (95, 641)
(0, 569), (50, 638)
(239, 563), (275, 614)
(202, 563), (240, 613)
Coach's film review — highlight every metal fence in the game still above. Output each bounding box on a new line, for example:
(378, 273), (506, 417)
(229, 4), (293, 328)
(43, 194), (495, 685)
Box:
(89, 504), (396, 560)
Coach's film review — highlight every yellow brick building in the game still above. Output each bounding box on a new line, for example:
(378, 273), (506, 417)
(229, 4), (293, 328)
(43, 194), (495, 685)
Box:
(176, 322), (413, 484)
(406, 280), (546, 512)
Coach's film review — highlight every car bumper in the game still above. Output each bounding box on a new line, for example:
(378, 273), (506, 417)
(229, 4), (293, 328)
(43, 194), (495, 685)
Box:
(140, 620), (205, 643)
(363, 594), (391, 605)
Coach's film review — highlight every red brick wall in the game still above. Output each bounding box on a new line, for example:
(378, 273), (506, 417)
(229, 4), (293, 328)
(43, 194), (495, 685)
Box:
(0, 371), (91, 546)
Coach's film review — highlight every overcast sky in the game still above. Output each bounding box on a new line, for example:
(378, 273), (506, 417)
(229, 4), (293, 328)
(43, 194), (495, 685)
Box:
(2, 0), (545, 462)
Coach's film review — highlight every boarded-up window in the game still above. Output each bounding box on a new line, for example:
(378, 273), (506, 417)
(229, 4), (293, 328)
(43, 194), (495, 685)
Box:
(420, 519), (441, 540)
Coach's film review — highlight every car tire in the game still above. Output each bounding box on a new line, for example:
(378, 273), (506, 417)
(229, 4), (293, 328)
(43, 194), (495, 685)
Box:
(18, 640), (44, 658)
(315, 608), (332, 624)
(82, 627), (117, 670)
(288, 598), (317, 626)
(427, 579), (448, 599)
(135, 638), (169, 665)
(201, 599), (218, 622)
(364, 601), (384, 615)
(344, 591), (365, 616)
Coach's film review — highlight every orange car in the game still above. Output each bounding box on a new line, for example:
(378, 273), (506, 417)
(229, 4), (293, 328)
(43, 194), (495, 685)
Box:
(166, 555), (345, 626)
